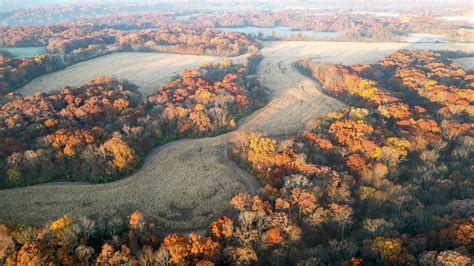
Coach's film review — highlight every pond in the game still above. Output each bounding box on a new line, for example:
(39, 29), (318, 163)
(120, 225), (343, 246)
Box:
(403, 33), (447, 43)
(212, 26), (340, 39)
(0, 46), (47, 58)
(453, 57), (474, 70)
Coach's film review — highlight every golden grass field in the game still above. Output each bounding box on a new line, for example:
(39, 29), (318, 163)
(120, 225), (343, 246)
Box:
(1, 41), (473, 231)
(19, 52), (222, 96)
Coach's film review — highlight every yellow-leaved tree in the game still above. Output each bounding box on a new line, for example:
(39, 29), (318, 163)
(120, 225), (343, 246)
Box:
(102, 135), (137, 172)
(247, 133), (277, 171)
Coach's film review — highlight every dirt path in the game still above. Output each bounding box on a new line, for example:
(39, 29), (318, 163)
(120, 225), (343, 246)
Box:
(222, 147), (261, 196)
(2, 41), (473, 230)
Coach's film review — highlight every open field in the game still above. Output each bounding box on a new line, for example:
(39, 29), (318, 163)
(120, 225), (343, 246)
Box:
(261, 41), (474, 65)
(18, 52), (224, 96)
(2, 41), (474, 230)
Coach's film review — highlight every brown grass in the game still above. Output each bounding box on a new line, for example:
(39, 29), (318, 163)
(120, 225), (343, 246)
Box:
(19, 52), (223, 96)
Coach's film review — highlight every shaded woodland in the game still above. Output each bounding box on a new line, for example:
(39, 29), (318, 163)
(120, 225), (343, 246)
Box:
(0, 55), (265, 188)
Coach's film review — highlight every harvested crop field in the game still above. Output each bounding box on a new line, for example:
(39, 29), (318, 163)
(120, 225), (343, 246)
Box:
(261, 41), (474, 65)
(18, 52), (226, 96)
(2, 41), (474, 230)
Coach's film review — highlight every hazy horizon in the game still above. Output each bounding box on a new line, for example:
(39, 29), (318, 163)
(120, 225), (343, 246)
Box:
(1, 0), (472, 12)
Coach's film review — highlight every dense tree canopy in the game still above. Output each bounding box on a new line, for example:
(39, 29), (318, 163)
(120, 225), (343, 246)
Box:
(191, 10), (474, 42)
(222, 50), (473, 264)
(0, 55), (265, 188)
(117, 28), (259, 56)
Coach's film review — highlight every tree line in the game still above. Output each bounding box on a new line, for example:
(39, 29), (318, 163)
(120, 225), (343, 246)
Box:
(0, 27), (259, 95)
(191, 10), (474, 42)
(0, 48), (111, 95)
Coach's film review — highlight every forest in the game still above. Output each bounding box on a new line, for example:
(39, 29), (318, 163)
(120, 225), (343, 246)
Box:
(0, 4), (178, 27)
(1, 2), (471, 28)
(116, 28), (259, 56)
(190, 11), (474, 42)
(0, 55), (265, 188)
(0, 49), (471, 264)
(0, 26), (258, 54)
(2, 8), (473, 45)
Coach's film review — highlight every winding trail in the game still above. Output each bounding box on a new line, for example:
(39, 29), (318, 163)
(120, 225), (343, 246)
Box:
(1, 41), (473, 230)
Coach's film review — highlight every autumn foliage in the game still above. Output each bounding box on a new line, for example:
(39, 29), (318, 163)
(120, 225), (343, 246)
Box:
(221, 50), (473, 264)
(0, 41), (472, 265)
(0, 56), (264, 188)
(0, 25), (259, 95)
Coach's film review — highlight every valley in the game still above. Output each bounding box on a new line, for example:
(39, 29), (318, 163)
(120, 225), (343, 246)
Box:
(1, 41), (472, 230)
